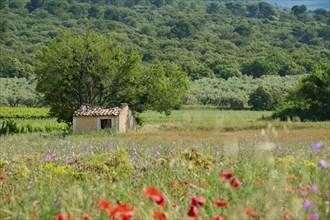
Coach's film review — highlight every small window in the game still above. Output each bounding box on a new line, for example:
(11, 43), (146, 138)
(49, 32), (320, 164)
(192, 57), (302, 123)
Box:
(100, 119), (112, 129)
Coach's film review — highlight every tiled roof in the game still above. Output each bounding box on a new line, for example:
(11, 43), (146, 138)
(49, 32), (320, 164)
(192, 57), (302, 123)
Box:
(73, 104), (122, 116)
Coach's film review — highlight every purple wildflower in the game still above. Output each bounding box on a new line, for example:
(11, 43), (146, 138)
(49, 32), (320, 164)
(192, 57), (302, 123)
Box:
(310, 184), (318, 193)
(45, 154), (52, 162)
(304, 199), (313, 211)
(308, 211), (320, 220)
(319, 160), (329, 168)
(313, 141), (324, 152)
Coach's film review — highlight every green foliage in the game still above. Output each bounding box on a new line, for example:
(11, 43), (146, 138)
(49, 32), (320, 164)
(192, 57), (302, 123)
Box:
(248, 86), (276, 110)
(68, 149), (134, 182)
(0, 0), (329, 81)
(0, 107), (50, 118)
(186, 75), (302, 109)
(35, 31), (189, 122)
(273, 68), (330, 121)
(0, 78), (40, 107)
(154, 148), (215, 171)
(291, 5), (307, 18)
(0, 118), (68, 134)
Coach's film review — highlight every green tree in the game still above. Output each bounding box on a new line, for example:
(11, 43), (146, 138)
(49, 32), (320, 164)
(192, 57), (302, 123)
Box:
(273, 68), (330, 121)
(291, 5), (307, 18)
(35, 31), (189, 122)
(248, 86), (273, 110)
(258, 2), (276, 19)
(206, 2), (220, 14)
(241, 59), (277, 78)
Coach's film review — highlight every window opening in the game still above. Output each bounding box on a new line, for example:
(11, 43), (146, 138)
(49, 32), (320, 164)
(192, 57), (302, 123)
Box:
(101, 119), (112, 129)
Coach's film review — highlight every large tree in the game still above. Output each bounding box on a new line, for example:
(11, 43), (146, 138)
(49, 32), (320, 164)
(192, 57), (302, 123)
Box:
(35, 31), (189, 122)
(272, 68), (330, 121)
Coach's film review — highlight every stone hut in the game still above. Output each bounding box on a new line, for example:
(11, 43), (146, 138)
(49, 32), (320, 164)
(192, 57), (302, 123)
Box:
(72, 103), (136, 133)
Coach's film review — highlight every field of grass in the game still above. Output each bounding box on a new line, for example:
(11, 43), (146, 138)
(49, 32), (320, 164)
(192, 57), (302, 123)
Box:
(0, 107), (51, 119)
(0, 107), (329, 219)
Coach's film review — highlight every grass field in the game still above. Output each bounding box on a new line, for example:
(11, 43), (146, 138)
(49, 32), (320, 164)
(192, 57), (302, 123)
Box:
(0, 107), (329, 219)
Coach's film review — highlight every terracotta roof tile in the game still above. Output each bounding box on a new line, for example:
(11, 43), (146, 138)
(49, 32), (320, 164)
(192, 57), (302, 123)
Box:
(73, 104), (122, 116)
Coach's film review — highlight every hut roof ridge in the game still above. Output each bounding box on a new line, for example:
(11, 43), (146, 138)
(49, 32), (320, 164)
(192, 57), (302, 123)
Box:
(73, 103), (122, 116)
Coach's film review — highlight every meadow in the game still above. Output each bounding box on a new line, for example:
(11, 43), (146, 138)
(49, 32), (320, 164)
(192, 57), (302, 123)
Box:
(0, 107), (329, 220)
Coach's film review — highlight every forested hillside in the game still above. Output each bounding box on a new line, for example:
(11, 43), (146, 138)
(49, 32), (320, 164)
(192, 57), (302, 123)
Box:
(1, 0), (329, 108)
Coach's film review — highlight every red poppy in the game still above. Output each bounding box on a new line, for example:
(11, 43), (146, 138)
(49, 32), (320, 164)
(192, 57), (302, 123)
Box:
(212, 216), (225, 220)
(169, 182), (176, 187)
(55, 214), (69, 220)
(176, 184), (183, 189)
(0, 176), (5, 180)
(211, 200), (229, 207)
(282, 213), (292, 219)
(184, 180), (190, 185)
(299, 186), (308, 196)
(172, 203), (177, 208)
(3, 192), (9, 201)
(187, 205), (199, 217)
(230, 178), (240, 188)
(183, 191), (190, 196)
(191, 196), (206, 206)
(96, 198), (112, 215)
(152, 210), (167, 220)
(219, 172), (234, 179)
(83, 213), (90, 220)
(111, 204), (134, 220)
(245, 208), (260, 220)
(143, 186), (166, 207)
(255, 178), (264, 184)
(287, 176), (300, 181)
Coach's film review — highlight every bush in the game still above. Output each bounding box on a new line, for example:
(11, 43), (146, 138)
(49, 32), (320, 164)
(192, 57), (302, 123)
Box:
(248, 86), (274, 110)
(273, 68), (330, 121)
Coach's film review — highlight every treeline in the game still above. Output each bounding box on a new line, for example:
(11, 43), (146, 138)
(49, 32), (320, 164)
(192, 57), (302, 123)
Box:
(1, 0), (329, 79)
(0, 78), (41, 107)
(185, 75), (303, 110)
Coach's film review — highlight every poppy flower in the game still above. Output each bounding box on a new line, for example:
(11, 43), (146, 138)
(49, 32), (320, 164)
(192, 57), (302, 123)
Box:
(183, 191), (190, 196)
(184, 180), (190, 185)
(176, 184), (183, 189)
(287, 176), (300, 181)
(96, 198), (111, 209)
(111, 204), (134, 220)
(191, 196), (206, 206)
(300, 187), (308, 196)
(0, 176), (5, 180)
(96, 198), (112, 215)
(152, 210), (167, 220)
(230, 178), (240, 188)
(211, 200), (229, 207)
(219, 172), (234, 180)
(282, 213), (292, 219)
(212, 216), (225, 220)
(255, 178), (264, 184)
(55, 214), (69, 220)
(3, 192), (9, 201)
(83, 213), (91, 220)
(245, 208), (260, 220)
(143, 186), (166, 207)
(169, 182), (176, 187)
(187, 204), (199, 217)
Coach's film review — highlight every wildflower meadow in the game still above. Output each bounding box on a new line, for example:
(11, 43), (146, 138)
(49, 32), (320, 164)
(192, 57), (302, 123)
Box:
(0, 110), (329, 220)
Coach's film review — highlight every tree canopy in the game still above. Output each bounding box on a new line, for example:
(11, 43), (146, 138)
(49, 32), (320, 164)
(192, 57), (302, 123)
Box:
(272, 68), (330, 121)
(35, 31), (189, 122)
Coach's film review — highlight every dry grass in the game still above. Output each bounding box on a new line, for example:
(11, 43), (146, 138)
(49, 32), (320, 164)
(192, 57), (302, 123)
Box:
(116, 122), (330, 146)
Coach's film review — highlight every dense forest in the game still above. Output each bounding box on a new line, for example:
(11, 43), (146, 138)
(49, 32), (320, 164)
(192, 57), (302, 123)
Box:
(0, 0), (329, 109)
